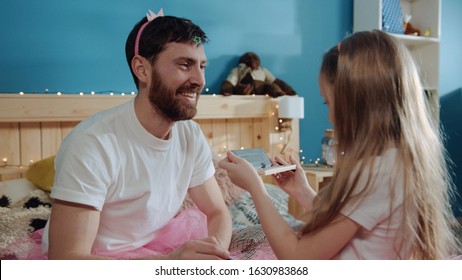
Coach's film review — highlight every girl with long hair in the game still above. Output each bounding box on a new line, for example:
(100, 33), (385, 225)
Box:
(220, 30), (461, 259)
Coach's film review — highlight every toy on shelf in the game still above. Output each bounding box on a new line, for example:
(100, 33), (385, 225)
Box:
(220, 52), (297, 98)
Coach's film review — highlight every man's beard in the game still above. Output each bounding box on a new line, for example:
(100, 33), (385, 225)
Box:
(148, 68), (201, 121)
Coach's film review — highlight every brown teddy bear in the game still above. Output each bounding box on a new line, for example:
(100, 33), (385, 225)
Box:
(220, 52), (297, 98)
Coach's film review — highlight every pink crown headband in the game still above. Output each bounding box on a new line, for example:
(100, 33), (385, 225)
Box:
(134, 8), (164, 56)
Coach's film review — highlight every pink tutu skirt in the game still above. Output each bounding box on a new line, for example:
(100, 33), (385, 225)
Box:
(16, 208), (208, 260)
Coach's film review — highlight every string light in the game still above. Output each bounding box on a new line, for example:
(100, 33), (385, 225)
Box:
(14, 91), (138, 96)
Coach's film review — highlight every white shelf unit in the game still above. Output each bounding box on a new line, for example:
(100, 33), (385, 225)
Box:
(353, 0), (441, 121)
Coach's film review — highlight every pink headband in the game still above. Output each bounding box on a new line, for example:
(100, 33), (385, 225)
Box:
(134, 8), (164, 56)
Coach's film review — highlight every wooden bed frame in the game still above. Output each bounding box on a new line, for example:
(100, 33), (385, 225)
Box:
(0, 94), (300, 181)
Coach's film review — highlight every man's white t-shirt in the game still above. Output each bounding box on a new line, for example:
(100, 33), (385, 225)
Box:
(41, 98), (215, 254)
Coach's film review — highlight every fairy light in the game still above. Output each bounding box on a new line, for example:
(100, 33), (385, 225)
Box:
(14, 90), (139, 96)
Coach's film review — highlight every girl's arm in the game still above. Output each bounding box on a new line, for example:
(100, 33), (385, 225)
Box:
(219, 151), (360, 259)
(251, 189), (360, 259)
(271, 154), (317, 211)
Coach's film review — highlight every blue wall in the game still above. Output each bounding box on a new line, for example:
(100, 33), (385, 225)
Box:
(440, 0), (462, 217)
(0, 0), (351, 162)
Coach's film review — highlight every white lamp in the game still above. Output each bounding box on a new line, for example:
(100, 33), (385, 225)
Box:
(278, 96), (305, 119)
(277, 96), (304, 154)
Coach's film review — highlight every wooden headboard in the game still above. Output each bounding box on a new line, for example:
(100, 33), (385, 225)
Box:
(0, 94), (300, 180)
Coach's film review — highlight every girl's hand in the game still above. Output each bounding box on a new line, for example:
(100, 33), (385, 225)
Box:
(218, 151), (265, 195)
(271, 154), (311, 198)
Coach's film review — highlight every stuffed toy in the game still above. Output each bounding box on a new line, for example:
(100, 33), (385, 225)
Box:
(403, 14), (421, 36)
(404, 21), (421, 36)
(220, 52), (297, 98)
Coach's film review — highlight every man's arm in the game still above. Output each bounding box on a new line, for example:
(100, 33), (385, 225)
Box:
(48, 200), (111, 259)
(188, 176), (232, 249)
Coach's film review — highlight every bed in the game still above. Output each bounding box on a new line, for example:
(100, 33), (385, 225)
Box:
(0, 93), (303, 260)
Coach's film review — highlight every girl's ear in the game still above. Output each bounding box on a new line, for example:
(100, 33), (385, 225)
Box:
(131, 56), (150, 84)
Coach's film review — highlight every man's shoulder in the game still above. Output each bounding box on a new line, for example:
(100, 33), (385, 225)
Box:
(75, 100), (132, 131)
(175, 119), (202, 131)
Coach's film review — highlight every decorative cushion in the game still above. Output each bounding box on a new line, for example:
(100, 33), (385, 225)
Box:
(24, 156), (55, 192)
(0, 189), (52, 259)
(0, 178), (38, 206)
(229, 183), (303, 229)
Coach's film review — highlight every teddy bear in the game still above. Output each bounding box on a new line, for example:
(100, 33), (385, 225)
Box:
(220, 52), (297, 98)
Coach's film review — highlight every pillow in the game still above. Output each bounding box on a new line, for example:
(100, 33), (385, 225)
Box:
(0, 178), (38, 206)
(229, 184), (304, 229)
(0, 189), (52, 259)
(24, 156), (55, 192)
(180, 155), (246, 210)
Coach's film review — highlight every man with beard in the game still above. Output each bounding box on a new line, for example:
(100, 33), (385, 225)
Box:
(40, 13), (232, 260)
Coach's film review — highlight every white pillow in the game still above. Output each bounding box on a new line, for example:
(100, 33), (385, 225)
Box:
(0, 178), (38, 205)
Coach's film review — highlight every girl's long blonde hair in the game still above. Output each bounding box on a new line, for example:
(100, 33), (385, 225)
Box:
(304, 30), (460, 259)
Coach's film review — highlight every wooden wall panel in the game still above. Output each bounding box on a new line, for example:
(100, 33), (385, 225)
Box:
(211, 119), (227, 157)
(19, 123), (41, 165)
(195, 119), (213, 148)
(0, 123), (20, 165)
(41, 122), (62, 158)
(225, 119), (241, 151)
(239, 118), (254, 150)
(252, 118), (264, 150)
(0, 95), (300, 172)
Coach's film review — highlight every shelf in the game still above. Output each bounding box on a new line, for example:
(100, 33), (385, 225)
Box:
(389, 33), (439, 47)
(354, 0), (441, 121)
